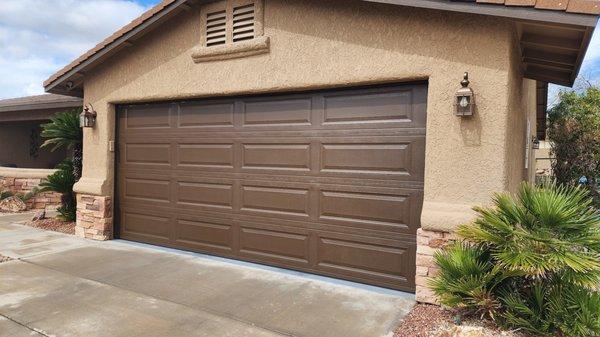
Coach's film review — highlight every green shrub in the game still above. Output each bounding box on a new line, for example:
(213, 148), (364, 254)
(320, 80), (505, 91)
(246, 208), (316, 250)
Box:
(430, 182), (600, 336)
(39, 160), (76, 221)
(548, 87), (600, 207)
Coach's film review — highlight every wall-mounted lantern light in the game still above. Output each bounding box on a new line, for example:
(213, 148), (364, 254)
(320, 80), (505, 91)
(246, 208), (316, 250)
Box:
(455, 72), (475, 117)
(532, 136), (540, 150)
(80, 104), (97, 128)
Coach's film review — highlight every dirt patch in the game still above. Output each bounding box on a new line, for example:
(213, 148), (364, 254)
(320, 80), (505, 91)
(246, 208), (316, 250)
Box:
(24, 218), (75, 235)
(0, 255), (12, 263)
(394, 304), (528, 337)
(395, 304), (453, 337)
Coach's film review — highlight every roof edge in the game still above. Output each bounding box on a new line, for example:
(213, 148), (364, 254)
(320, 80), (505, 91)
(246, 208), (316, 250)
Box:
(365, 0), (599, 26)
(44, 0), (600, 94)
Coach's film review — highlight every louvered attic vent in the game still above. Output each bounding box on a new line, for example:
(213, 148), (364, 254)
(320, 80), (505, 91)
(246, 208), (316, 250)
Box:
(206, 10), (227, 46)
(232, 3), (255, 42)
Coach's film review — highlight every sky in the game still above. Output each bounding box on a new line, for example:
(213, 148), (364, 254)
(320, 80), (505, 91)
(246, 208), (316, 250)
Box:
(0, 0), (598, 102)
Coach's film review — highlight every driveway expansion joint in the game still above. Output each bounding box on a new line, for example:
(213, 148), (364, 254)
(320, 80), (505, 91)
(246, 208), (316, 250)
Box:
(0, 312), (47, 336)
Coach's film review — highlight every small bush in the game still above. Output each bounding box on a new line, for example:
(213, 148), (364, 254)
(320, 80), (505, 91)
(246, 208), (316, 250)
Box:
(430, 182), (600, 337)
(39, 160), (76, 221)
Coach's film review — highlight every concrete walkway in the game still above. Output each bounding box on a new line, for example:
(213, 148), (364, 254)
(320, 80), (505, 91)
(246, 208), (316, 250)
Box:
(0, 213), (414, 337)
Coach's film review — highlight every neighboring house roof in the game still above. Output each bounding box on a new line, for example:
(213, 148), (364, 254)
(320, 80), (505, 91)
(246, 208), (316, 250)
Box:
(0, 94), (82, 123)
(44, 0), (600, 96)
(0, 94), (82, 113)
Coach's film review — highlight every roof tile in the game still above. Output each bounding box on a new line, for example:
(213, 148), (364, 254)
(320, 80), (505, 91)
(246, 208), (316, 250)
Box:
(535, 0), (569, 10)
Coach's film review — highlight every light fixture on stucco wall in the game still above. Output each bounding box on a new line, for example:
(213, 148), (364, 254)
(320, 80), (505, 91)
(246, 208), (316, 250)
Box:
(455, 72), (475, 117)
(80, 104), (97, 128)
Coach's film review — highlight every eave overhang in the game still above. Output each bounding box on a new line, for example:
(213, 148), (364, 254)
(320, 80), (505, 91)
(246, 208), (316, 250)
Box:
(44, 0), (599, 97)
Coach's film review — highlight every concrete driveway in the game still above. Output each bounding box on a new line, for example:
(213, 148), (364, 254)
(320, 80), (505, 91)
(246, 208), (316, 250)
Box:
(0, 213), (414, 337)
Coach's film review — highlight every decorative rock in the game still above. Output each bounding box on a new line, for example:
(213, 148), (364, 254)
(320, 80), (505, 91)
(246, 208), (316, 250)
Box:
(0, 196), (27, 213)
(436, 326), (486, 337)
(32, 209), (46, 221)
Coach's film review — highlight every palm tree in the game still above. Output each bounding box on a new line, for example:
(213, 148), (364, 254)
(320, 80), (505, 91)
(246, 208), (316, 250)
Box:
(41, 108), (83, 180)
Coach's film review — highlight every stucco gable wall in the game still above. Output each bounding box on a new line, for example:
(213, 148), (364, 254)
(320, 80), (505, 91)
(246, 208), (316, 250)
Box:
(79, 0), (519, 231)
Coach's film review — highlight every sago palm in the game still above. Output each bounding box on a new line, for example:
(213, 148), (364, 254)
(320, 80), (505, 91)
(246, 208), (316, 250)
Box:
(458, 182), (600, 288)
(429, 242), (519, 320)
(41, 108), (83, 180)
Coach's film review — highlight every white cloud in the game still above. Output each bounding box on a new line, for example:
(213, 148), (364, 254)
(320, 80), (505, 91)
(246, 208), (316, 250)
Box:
(0, 0), (149, 99)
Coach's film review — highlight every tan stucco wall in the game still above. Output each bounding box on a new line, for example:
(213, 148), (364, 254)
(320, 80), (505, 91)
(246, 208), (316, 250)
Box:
(0, 121), (67, 169)
(78, 0), (536, 232)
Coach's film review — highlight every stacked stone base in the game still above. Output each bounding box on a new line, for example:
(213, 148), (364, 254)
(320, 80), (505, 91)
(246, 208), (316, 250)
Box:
(1, 177), (61, 210)
(76, 194), (113, 241)
(415, 228), (457, 304)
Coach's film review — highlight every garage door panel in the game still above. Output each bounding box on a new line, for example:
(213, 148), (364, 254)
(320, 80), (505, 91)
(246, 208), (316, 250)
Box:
(177, 181), (234, 210)
(239, 226), (310, 265)
(242, 143), (311, 171)
(117, 83), (426, 291)
(323, 88), (415, 126)
(316, 234), (414, 286)
(242, 97), (313, 126)
(124, 104), (173, 129)
(178, 101), (235, 128)
(177, 143), (235, 168)
(123, 143), (171, 166)
(319, 190), (410, 229)
(122, 178), (171, 203)
(121, 211), (171, 241)
(240, 185), (310, 218)
(174, 218), (234, 253)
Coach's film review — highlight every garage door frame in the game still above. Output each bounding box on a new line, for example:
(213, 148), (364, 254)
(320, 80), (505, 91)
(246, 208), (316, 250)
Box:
(113, 81), (427, 292)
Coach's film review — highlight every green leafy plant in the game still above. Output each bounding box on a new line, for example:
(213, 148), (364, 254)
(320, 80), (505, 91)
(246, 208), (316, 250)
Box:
(430, 182), (600, 336)
(41, 108), (83, 180)
(548, 87), (600, 206)
(0, 187), (38, 203)
(0, 189), (13, 201)
(38, 160), (76, 221)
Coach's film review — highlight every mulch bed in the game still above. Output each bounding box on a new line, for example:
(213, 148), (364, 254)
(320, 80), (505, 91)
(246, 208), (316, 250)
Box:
(394, 304), (528, 337)
(395, 304), (453, 337)
(24, 218), (75, 235)
(0, 254), (12, 263)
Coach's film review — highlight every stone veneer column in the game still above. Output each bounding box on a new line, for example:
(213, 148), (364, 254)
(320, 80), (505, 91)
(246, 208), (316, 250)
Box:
(415, 228), (457, 304)
(75, 194), (113, 241)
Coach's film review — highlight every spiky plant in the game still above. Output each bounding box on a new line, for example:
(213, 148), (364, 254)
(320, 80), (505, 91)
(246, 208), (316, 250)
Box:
(430, 182), (600, 336)
(38, 160), (76, 221)
(429, 242), (517, 320)
(458, 182), (600, 289)
(41, 108), (83, 180)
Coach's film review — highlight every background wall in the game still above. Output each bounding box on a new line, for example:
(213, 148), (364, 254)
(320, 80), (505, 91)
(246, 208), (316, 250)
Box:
(0, 121), (67, 169)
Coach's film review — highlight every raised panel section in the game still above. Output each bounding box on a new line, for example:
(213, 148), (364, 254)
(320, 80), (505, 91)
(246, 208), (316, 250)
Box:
(240, 227), (309, 263)
(125, 144), (170, 165)
(242, 144), (310, 170)
(124, 178), (170, 202)
(178, 144), (234, 168)
(317, 236), (409, 281)
(178, 102), (234, 127)
(241, 186), (309, 216)
(321, 143), (411, 175)
(122, 212), (170, 239)
(243, 98), (312, 126)
(320, 191), (409, 227)
(177, 182), (233, 209)
(323, 90), (412, 125)
(175, 219), (232, 251)
(125, 105), (171, 128)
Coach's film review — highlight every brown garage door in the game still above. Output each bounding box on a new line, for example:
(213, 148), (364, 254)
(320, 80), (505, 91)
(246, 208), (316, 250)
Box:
(116, 83), (427, 292)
